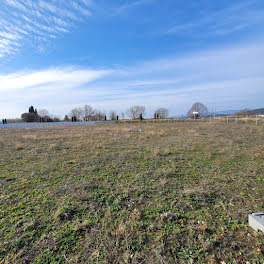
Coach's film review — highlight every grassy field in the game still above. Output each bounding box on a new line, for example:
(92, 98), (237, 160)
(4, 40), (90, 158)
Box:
(0, 121), (263, 263)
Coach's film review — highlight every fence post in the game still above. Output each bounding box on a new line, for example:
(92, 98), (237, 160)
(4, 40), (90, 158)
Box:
(236, 116), (238, 124)
(256, 115), (258, 125)
(227, 117), (228, 123)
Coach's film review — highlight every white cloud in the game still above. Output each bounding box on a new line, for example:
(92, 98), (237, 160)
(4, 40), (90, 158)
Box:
(0, 67), (111, 92)
(4, 0), (28, 12)
(0, 0), (93, 58)
(71, 1), (92, 16)
(0, 40), (263, 118)
(38, 1), (58, 14)
(167, 1), (264, 36)
(113, 0), (154, 15)
(81, 0), (94, 7)
(0, 31), (20, 40)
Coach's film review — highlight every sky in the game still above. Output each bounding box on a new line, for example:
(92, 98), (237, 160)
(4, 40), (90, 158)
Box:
(0, 0), (264, 118)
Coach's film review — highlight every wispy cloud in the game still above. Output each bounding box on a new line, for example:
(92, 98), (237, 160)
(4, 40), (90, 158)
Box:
(1, 40), (264, 118)
(167, 1), (264, 36)
(113, 0), (154, 15)
(80, 0), (94, 7)
(0, 0), (93, 58)
(0, 67), (111, 92)
(71, 1), (92, 16)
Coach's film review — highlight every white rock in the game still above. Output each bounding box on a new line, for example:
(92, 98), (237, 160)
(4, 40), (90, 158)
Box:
(248, 212), (264, 232)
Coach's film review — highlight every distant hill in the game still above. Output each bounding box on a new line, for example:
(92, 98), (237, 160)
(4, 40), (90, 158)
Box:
(252, 108), (264, 114)
(171, 108), (264, 118)
(233, 108), (264, 116)
(215, 110), (240, 116)
(202, 110), (240, 117)
(172, 110), (240, 118)
(214, 108), (264, 116)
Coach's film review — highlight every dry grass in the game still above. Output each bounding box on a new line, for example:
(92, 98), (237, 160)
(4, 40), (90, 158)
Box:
(14, 143), (24, 151)
(0, 121), (264, 263)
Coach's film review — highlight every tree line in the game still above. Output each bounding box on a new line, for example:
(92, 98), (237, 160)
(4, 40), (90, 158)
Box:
(3, 102), (208, 124)
(19, 105), (173, 123)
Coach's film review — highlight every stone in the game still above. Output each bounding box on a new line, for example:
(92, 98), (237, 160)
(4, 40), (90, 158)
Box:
(160, 212), (177, 221)
(248, 212), (264, 232)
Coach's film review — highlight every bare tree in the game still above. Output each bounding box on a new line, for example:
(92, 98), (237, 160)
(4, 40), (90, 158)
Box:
(109, 111), (117, 121)
(154, 108), (169, 119)
(187, 102), (208, 117)
(84, 105), (94, 117)
(53, 116), (61, 122)
(127, 105), (146, 120)
(69, 107), (84, 120)
(38, 109), (50, 117)
(5, 118), (22, 124)
(93, 110), (106, 121)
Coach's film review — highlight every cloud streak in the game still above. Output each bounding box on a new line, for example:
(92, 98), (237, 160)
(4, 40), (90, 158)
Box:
(112, 0), (154, 15)
(1, 40), (264, 118)
(0, 67), (111, 92)
(167, 1), (264, 36)
(0, 0), (93, 58)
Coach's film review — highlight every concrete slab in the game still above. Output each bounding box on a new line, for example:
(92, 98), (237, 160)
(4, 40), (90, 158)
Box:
(248, 212), (264, 232)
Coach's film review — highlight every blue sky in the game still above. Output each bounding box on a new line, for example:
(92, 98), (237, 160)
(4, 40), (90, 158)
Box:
(0, 0), (264, 118)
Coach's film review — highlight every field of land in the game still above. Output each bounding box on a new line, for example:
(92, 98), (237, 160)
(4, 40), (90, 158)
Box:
(0, 122), (263, 263)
